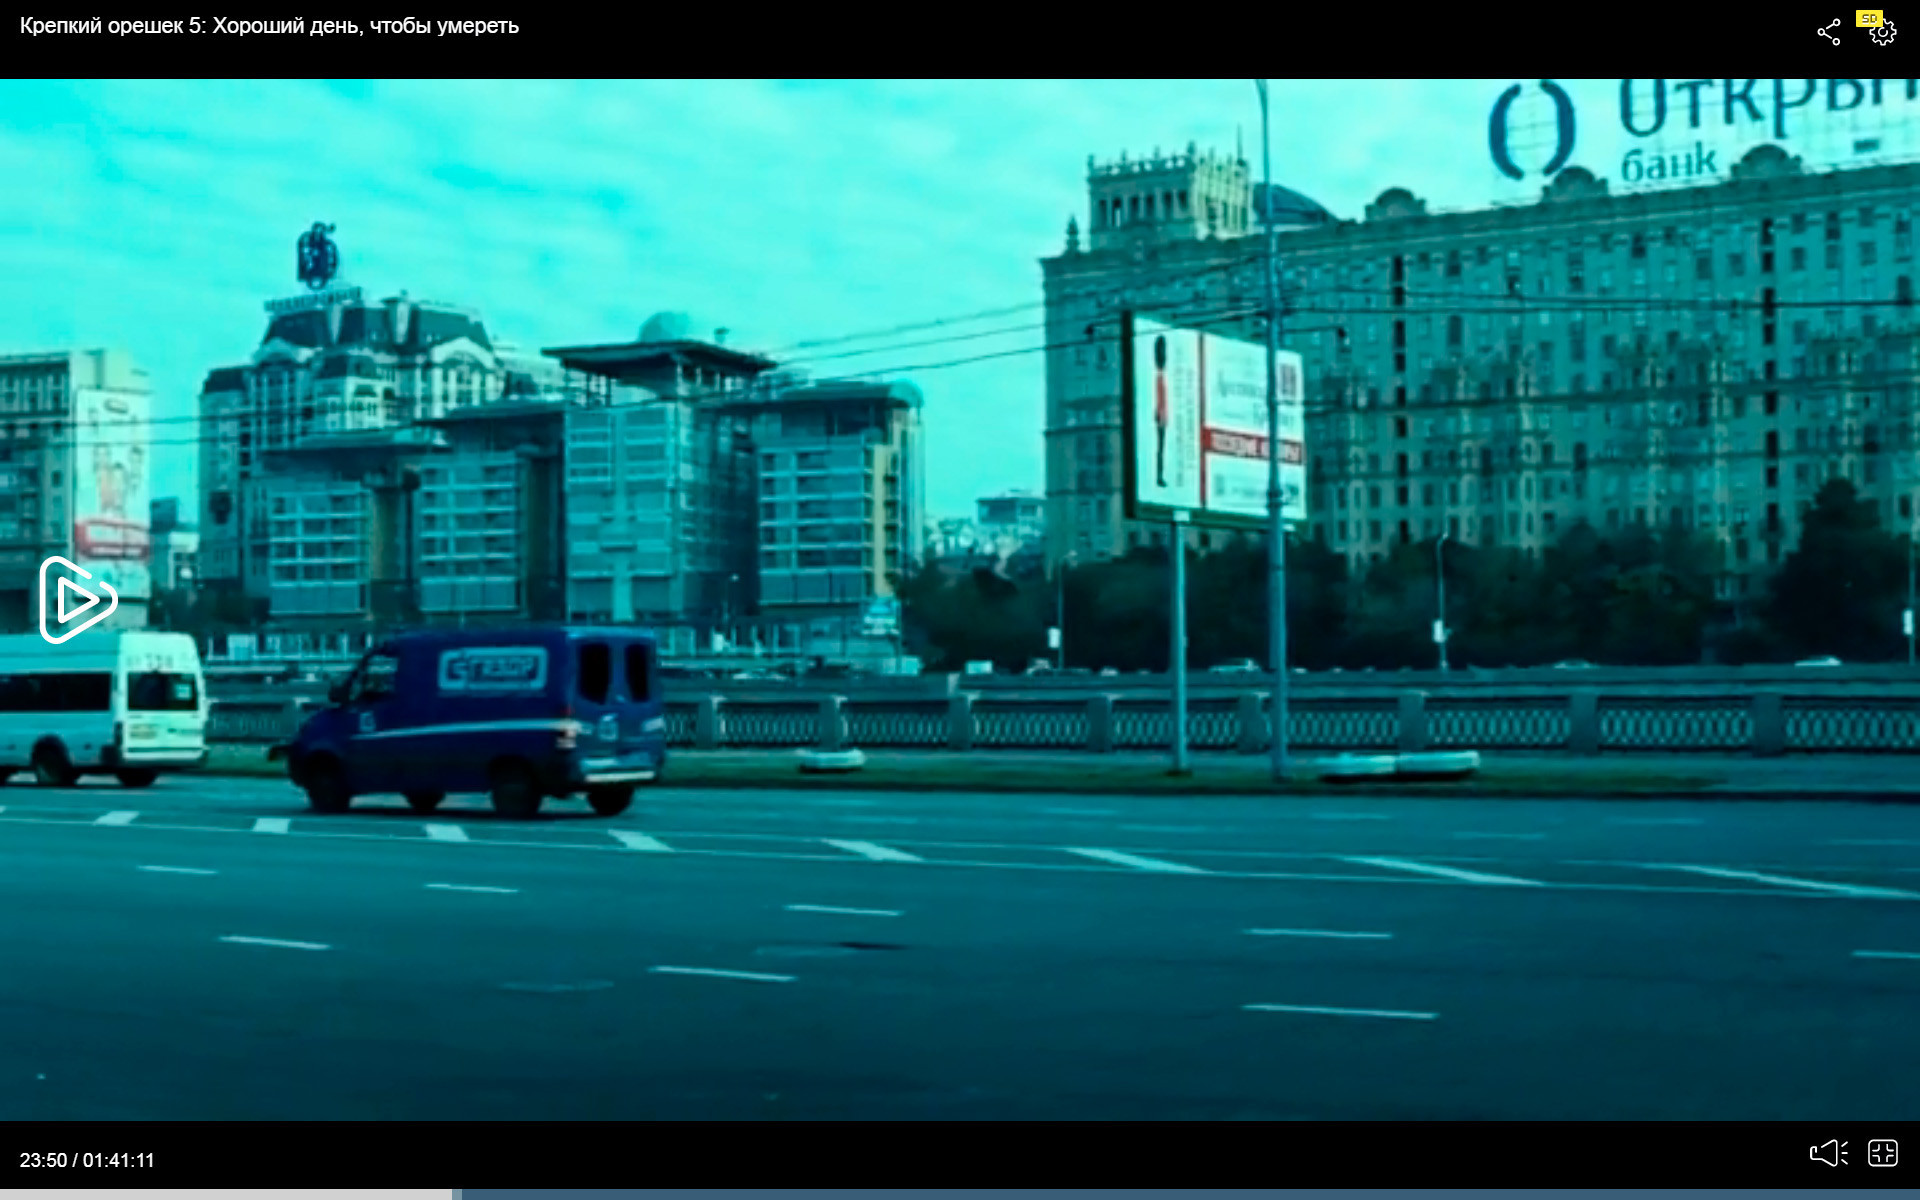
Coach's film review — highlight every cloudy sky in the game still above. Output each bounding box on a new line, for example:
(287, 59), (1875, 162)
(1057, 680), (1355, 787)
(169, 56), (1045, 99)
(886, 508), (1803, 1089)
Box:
(0, 78), (1898, 519)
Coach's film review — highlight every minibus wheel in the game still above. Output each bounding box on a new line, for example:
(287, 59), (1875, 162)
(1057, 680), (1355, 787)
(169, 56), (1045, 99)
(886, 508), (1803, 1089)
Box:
(489, 761), (541, 819)
(405, 791), (445, 814)
(586, 785), (634, 817)
(32, 742), (77, 787)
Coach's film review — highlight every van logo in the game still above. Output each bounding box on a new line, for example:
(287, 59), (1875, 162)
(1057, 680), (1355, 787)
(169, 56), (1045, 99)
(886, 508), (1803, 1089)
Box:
(598, 714), (619, 742)
(358, 711), (375, 734)
(438, 647), (548, 692)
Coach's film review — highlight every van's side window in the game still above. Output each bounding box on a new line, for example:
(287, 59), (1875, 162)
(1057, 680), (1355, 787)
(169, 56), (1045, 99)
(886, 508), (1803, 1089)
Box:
(129, 672), (198, 712)
(0, 672), (110, 712)
(578, 643), (612, 704)
(350, 654), (399, 703)
(624, 643), (652, 701)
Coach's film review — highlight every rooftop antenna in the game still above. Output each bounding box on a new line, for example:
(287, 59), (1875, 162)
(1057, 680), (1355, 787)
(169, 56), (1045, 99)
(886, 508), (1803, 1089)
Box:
(1237, 125), (1244, 161)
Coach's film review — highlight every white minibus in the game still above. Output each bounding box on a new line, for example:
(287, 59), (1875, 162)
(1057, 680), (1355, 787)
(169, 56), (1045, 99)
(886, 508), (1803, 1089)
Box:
(0, 631), (208, 787)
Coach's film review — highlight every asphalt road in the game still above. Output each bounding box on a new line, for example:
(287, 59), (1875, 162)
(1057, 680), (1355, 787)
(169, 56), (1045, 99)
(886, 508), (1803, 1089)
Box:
(3, 775), (1918, 1120)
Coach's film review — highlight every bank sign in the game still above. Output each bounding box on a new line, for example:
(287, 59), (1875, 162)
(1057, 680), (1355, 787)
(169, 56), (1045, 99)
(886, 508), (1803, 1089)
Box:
(1489, 79), (1920, 191)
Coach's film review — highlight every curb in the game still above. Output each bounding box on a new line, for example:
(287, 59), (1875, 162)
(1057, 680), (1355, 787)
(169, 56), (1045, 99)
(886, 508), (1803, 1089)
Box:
(183, 766), (1920, 802)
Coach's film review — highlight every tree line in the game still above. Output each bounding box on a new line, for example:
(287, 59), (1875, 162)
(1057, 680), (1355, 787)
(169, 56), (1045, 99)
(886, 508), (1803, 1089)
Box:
(897, 479), (1917, 672)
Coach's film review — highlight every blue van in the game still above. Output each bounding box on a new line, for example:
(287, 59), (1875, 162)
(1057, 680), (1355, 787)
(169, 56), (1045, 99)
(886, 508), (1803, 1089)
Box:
(271, 626), (667, 819)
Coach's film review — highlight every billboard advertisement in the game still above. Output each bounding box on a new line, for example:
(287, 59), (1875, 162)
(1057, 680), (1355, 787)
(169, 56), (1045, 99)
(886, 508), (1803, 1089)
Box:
(72, 387), (152, 603)
(1121, 312), (1306, 529)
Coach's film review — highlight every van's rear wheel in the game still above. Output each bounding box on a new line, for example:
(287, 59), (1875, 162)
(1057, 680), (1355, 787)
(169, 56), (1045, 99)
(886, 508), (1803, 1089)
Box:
(489, 762), (541, 819)
(115, 769), (158, 788)
(404, 791), (445, 814)
(32, 743), (77, 788)
(586, 785), (634, 817)
(301, 758), (352, 814)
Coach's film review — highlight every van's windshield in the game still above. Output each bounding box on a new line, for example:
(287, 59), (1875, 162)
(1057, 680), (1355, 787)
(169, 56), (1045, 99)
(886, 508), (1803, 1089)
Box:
(128, 671), (199, 712)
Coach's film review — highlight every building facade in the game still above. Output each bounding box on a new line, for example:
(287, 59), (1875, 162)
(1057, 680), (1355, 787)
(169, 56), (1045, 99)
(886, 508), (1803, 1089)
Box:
(546, 313), (775, 656)
(727, 379), (924, 663)
(149, 497), (198, 591)
(0, 349), (153, 632)
(199, 287), (569, 640)
(976, 490), (1045, 570)
(1043, 142), (1920, 603)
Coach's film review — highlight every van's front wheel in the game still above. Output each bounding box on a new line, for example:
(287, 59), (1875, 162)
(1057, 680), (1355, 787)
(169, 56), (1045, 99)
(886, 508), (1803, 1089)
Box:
(586, 785), (634, 817)
(115, 769), (158, 788)
(32, 743), (77, 788)
(489, 762), (542, 819)
(300, 758), (352, 814)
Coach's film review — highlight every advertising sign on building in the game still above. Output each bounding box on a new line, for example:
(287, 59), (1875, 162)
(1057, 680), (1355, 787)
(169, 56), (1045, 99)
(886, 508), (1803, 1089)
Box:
(863, 597), (900, 636)
(71, 387), (152, 604)
(1485, 79), (1920, 204)
(1120, 312), (1306, 529)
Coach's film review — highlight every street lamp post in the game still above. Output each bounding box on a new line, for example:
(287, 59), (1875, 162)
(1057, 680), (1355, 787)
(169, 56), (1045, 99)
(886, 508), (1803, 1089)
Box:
(1258, 78), (1289, 784)
(1436, 532), (1451, 671)
(1055, 563), (1067, 671)
(1907, 530), (1916, 666)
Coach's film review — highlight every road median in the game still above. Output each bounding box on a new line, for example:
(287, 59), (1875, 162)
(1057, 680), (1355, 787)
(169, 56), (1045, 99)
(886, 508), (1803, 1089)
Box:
(197, 744), (1918, 799)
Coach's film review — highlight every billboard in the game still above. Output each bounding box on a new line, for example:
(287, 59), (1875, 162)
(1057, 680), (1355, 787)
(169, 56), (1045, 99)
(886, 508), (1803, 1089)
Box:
(1120, 312), (1306, 529)
(72, 387), (152, 603)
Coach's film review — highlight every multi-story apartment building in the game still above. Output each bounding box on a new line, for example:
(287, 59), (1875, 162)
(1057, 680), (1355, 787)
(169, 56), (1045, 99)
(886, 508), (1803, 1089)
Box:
(0, 349), (153, 631)
(724, 379), (924, 662)
(546, 312), (776, 655)
(1043, 141), (1920, 603)
(976, 490), (1046, 570)
(149, 497), (198, 591)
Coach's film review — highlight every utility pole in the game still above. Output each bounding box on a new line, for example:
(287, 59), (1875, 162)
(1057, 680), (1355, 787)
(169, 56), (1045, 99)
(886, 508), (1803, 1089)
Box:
(1258, 78), (1289, 783)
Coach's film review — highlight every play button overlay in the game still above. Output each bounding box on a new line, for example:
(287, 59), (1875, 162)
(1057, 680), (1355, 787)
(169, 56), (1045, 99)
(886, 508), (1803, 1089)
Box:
(39, 556), (117, 645)
(58, 577), (99, 622)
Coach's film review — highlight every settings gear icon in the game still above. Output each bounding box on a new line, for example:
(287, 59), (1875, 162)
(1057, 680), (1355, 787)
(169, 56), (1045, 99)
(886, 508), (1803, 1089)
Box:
(1873, 19), (1897, 43)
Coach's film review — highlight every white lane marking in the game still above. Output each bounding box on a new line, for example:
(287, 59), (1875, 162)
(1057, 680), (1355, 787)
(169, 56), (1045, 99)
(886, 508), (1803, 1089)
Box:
(1246, 1003), (1436, 1021)
(424, 824), (469, 843)
(1067, 847), (1207, 874)
(138, 865), (217, 876)
(426, 883), (518, 894)
(1828, 838), (1920, 847)
(1608, 816), (1706, 826)
(1311, 812), (1391, 821)
(7, 808), (1915, 903)
(650, 966), (793, 983)
(1340, 855), (1545, 887)
(823, 839), (921, 862)
(1854, 950), (1920, 961)
(1043, 807), (1120, 817)
(786, 904), (902, 917)
(220, 935), (328, 951)
(610, 830), (672, 852)
(94, 811), (138, 826)
(253, 817), (290, 834)
(1453, 832), (1547, 841)
(1247, 928), (1392, 940)
(1649, 864), (1920, 899)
